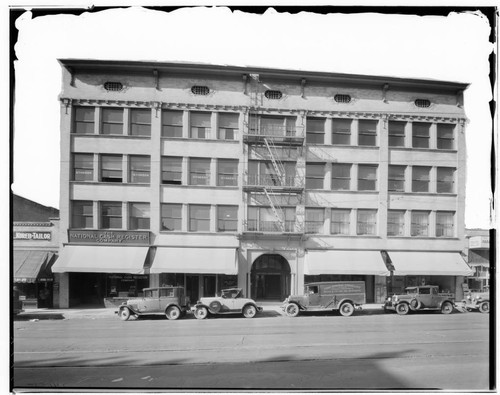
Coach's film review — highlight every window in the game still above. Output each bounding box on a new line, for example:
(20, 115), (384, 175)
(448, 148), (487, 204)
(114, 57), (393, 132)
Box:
(101, 108), (123, 135)
(130, 109), (151, 137)
(161, 204), (182, 231)
(100, 155), (122, 183)
(162, 157), (183, 185)
(129, 156), (150, 184)
(437, 124), (455, 150)
(189, 158), (211, 185)
(411, 211), (429, 236)
(162, 110), (183, 138)
(104, 82), (123, 92)
(436, 211), (455, 237)
(331, 209), (350, 235)
(217, 159), (238, 186)
(191, 86), (210, 95)
(218, 113), (239, 140)
(358, 120), (378, 146)
(306, 118), (325, 144)
(437, 167), (455, 193)
(264, 90), (283, 100)
(357, 209), (377, 235)
(388, 165), (406, 192)
(306, 163), (324, 189)
(331, 164), (351, 190)
(388, 121), (405, 147)
(415, 99), (431, 108)
(101, 202), (122, 229)
(387, 210), (405, 236)
(74, 107), (94, 134)
(247, 206), (295, 232)
(358, 165), (378, 191)
(72, 201), (93, 228)
(305, 208), (324, 234)
(190, 112), (211, 139)
(331, 119), (352, 145)
(189, 205), (210, 232)
(217, 206), (238, 232)
(129, 203), (150, 230)
(412, 122), (430, 148)
(412, 166), (431, 192)
(334, 94), (351, 103)
(73, 153), (94, 181)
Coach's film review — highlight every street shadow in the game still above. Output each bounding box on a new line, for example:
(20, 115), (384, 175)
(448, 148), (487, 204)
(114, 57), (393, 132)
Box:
(13, 313), (65, 321)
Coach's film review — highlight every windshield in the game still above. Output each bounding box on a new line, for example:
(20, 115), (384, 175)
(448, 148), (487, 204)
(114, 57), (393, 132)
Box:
(406, 288), (418, 295)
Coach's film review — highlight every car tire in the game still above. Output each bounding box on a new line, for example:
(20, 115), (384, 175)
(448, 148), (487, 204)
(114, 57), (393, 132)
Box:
(396, 303), (409, 315)
(285, 303), (300, 317)
(479, 301), (489, 314)
(209, 301), (222, 313)
(409, 298), (421, 310)
(195, 306), (208, 320)
(119, 307), (131, 321)
(243, 304), (257, 318)
(165, 305), (181, 320)
(441, 301), (453, 314)
(339, 302), (354, 317)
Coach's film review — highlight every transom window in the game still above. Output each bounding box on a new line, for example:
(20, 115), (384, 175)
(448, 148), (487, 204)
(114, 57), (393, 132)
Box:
(331, 163), (351, 191)
(412, 122), (430, 148)
(264, 90), (283, 100)
(190, 112), (211, 139)
(189, 205), (211, 232)
(411, 211), (429, 237)
(412, 166), (431, 192)
(436, 211), (455, 237)
(101, 108), (123, 135)
(73, 153), (94, 181)
(388, 121), (406, 147)
(217, 159), (238, 186)
(129, 156), (150, 184)
(387, 210), (405, 236)
(72, 201), (93, 229)
(162, 110), (183, 138)
(305, 208), (324, 234)
(306, 163), (325, 189)
(101, 202), (122, 229)
(358, 165), (378, 191)
(357, 209), (377, 235)
(100, 155), (123, 183)
(306, 118), (325, 144)
(191, 86), (210, 95)
(358, 120), (378, 146)
(217, 205), (238, 232)
(74, 107), (95, 134)
(189, 158), (211, 185)
(130, 109), (151, 137)
(162, 157), (183, 185)
(437, 124), (455, 150)
(161, 203), (182, 231)
(331, 119), (352, 145)
(104, 82), (123, 92)
(437, 167), (455, 193)
(334, 94), (351, 103)
(415, 99), (431, 108)
(388, 165), (406, 192)
(218, 113), (239, 140)
(331, 209), (350, 235)
(129, 203), (150, 230)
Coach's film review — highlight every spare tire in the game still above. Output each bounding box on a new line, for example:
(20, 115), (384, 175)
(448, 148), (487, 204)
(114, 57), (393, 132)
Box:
(209, 300), (222, 313)
(409, 298), (421, 310)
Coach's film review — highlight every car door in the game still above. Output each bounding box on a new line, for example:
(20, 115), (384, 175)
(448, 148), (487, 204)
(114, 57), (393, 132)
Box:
(138, 289), (159, 312)
(159, 288), (174, 312)
(418, 287), (432, 307)
(306, 285), (320, 307)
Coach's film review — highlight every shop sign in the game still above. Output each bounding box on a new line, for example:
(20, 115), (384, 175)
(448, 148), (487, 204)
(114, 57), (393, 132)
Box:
(14, 232), (51, 241)
(469, 236), (489, 249)
(68, 230), (150, 245)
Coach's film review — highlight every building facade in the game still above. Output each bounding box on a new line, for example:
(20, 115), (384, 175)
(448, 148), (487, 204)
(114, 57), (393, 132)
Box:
(53, 59), (472, 308)
(465, 229), (490, 291)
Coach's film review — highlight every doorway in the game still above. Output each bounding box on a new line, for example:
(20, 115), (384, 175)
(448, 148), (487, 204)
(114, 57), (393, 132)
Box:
(251, 254), (291, 301)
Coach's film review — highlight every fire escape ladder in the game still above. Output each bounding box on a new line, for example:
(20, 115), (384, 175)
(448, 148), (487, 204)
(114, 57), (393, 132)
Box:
(264, 138), (286, 186)
(263, 187), (286, 232)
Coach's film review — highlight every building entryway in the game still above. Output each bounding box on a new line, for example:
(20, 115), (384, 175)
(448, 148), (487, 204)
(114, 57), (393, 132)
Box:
(250, 254), (291, 301)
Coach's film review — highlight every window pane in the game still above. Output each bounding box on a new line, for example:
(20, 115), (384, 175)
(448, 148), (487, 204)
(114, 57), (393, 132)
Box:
(162, 157), (183, 185)
(412, 166), (430, 192)
(411, 211), (429, 236)
(101, 155), (122, 182)
(129, 203), (150, 230)
(412, 122), (430, 148)
(436, 211), (455, 237)
(437, 124), (455, 150)
(387, 210), (405, 236)
(357, 210), (377, 235)
(306, 164), (324, 189)
(331, 209), (350, 234)
(306, 118), (325, 144)
(305, 208), (324, 234)
(332, 164), (351, 190)
(101, 108), (123, 135)
(219, 113), (239, 128)
(162, 110), (183, 138)
(129, 156), (150, 184)
(388, 121), (405, 147)
(218, 206), (238, 232)
(190, 158), (211, 185)
(358, 165), (377, 191)
(332, 119), (352, 145)
(189, 205), (210, 231)
(73, 154), (94, 181)
(217, 159), (238, 186)
(72, 201), (93, 228)
(161, 203), (182, 231)
(388, 165), (405, 192)
(130, 109), (151, 136)
(191, 112), (211, 127)
(101, 202), (122, 229)
(437, 167), (455, 193)
(74, 107), (95, 134)
(358, 120), (377, 146)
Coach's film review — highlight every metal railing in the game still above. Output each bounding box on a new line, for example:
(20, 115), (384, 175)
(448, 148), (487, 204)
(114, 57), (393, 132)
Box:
(245, 174), (298, 188)
(243, 220), (298, 233)
(247, 124), (304, 139)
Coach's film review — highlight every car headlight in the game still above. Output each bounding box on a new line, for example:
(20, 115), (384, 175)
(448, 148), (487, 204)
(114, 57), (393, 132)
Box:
(393, 296), (398, 302)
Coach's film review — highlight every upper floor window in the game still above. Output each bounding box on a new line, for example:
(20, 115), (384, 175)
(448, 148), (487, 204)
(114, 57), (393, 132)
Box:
(72, 200), (93, 229)
(305, 208), (324, 234)
(101, 202), (122, 229)
(437, 167), (456, 193)
(437, 124), (455, 150)
(162, 157), (183, 185)
(101, 108), (123, 135)
(247, 206), (296, 233)
(191, 86), (210, 95)
(388, 121), (406, 147)
(218, 113), (239, 140)
(217, 205), (238, 232)
(74, 107), (94, 134)
(104, 82), (123, 92)
(129, 203), (150, 230)
(414, 99), (431, 108)
(388, 165), (406, 192)
(357, 209), (377, 235)
(412, 166), (431, 192)
(129, 155), (150, 184)
(358, 165), (378, 191)
(306, 118), (325, 144)
(331, 209), (350, 235)
(100, 155), (122, 183)
(130, 109), (151, 137)
(264, 90), (283, 100)
(73, 153), (94, 182)
(189, 158), (211, 185)
(190, 112), (211, 139)
(334, 94), (351, 104)
(217, 159), (238, 186)
(358, 120), (378, 146)
(411, 211), (429, 237)
(162, 110), (183, 138)
(189, 204), (211, 232)
(436, 211), (455, 238)
(306, 163), (325, 189)
(331, 119), (352, 145)
(387, 210), (405, 237)
(259, 116), (296, 137)
(331, 163), (351, 191)
(161, 203), (182, 231)
(412, 122), (430, 148)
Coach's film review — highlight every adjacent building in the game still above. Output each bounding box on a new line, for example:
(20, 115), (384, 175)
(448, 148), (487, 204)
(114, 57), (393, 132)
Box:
(465, 228), (491, 291)
(52, 59), (473, 308)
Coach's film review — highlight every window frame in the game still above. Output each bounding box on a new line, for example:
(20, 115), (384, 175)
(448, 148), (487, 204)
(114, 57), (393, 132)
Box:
(412, 166), (431, 193)
(305, 163), (325, 190)
(190, 112), (211, 139)
(388, 121), (406, 147)
(189, 158), (211, 186)
(161, 203), (183, 231)
(412, 122), (431, 148)
(305, 208), (325, 234)
(306, 118), (325, 145)
(71, 200), (94, 229)
(100, 201), (122, 229)
(162, 110), (183, 138)
(411, 211), (430, 237)
(100, 154), (123, 183)
(357, 164), (378, 191)
(388, 165), (406, 192)
(217, 205), (238, 232)
(218, 113), (239, 140)
(130, 108), (152, 137)
(331, 163), (352, 191)
(331, 119), (352, 145)
(101, 108), (124, 135)
(331, 209), (351, 235)
(436, 211), (455, 238)
(437, 124), (455, 150)
(358, 120), (378, 147)
(129, 155), (151, 184)
(189, 204), (211, 232)
(387, 210), (405, 237)
(217, 159), (238, 187)
(73, 153), (94, 182)
(356, 209), (377, 236)
(162, 156), (183, 185)
(129, 202), (151, 230)
(436, 167), (456, 194)
(74, 107), (95, 134)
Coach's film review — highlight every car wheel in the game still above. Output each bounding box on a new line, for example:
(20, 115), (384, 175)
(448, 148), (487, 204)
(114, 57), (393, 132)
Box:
(285, 303), (300, 317)
(409, 298), (421, 310)
(479, 301), (489, 314)
(209, 301), (222, 313)
(165, 305), (181, 320)
(119, 307), (131, 321)
(243, 304), (257, 318)
(339, 302), (354, 317)
(195, 306), (208, 320)
(396, 303), (409, 315)
(441, 301), (453, 314)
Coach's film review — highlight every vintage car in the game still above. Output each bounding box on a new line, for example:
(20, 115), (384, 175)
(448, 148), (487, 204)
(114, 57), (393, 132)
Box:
(282, 281), (366, 317)
(384, 285), (455, 315)
(193, 288), (262, 319)
(462, 290), (490, 313)
(116, 286), (190, 321)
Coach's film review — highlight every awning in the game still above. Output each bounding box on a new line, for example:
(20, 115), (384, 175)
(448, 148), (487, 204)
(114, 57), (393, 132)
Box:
(52, 245), (149, 274)
(151, 247), (238, 275)
(14, 250), (54, 283)
(304, 250), (391, 276)
(388, 251), (474, 276)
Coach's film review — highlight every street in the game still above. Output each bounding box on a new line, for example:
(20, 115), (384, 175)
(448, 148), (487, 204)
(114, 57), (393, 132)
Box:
(13, 309), (491, 390)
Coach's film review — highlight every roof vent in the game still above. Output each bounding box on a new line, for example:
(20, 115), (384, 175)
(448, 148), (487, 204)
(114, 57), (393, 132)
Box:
(264, 90), (283, 100)
(191, 86), (210, 95)
(334, 94), (351, 103)
(104, 82), (124, 92)
(415, 99), (431, 108)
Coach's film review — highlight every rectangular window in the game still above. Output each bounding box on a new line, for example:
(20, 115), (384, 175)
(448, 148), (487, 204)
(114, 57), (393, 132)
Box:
(130, 109), (151, 137)
(218, 113), (239, 140)
(74, 107), (94, 134)
(411, 211), (429, 236)
(437, 124), (455, 150)
(306, 118), (325, 144)
(73, 153), (94, 181)
(388, 121), (406, 147)
(306, 163), (324, 189)
(189, 205), (211, 232)
(190, 112), (211, 139)
(162, 157), (183, 185)
(162, 110), (183, 138)
(101, 108), (123, 135)
(189, 158), (211, 185)
(217, 206), (238, 232)
(412, 166), (431, 192)
(331, 209), (350, 235)
(387, 210), (405, 236)
(436, 211), (455, 237)
(331, 164), (352, 190)
(249, 206), (296, 232)
(358, 165), (378, 191)
(161, 203), (182, 231)
(129, 156), (150, 184)
(437, 167), (456, 193)
(129, 203), (150, 230)
(388, 165), (406, 192)
(305, 208), (324, 234)
(412, 122), (430, 148)
(101, 202), (122, 229)
(358, 120), (377, 146)
(72, 201), (93, 228)
(331, 119), (351, 145)
(100, 155), (122, 183)
(217, 159), (238, 186)
(357, 209), (377, 235)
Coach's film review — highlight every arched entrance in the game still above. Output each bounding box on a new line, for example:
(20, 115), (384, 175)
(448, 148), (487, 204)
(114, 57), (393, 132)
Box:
(251, 254), (291, 301)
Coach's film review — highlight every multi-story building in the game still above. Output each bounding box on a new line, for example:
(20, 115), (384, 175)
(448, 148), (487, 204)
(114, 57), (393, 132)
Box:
(465, 228), (491, 291)
(52, 59), (473, 308)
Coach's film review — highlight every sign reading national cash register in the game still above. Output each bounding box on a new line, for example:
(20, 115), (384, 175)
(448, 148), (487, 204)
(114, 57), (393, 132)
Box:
(68, 230), (150, 245)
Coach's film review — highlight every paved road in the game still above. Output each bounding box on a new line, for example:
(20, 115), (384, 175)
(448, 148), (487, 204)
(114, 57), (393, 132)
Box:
(13, 309), (491, 390)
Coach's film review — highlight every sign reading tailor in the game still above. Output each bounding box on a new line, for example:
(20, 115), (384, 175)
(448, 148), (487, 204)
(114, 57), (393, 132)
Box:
(14, 232), (52, 241)
(68, 230), (150, 245)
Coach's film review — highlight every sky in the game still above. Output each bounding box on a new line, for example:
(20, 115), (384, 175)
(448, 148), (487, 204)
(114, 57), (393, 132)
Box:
(8, 6), (495, 229)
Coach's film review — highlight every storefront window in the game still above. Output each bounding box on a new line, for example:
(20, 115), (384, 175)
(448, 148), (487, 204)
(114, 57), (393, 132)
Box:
(107, 274), (148, 297)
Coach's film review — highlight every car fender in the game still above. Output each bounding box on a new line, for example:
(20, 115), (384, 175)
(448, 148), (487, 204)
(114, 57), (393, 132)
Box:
(241, 302), (260, 312)
(336, 298), (355, 309)
(164, 303), (182, 312)
(194, 303), (212, 312)
(120, 305), (138, 315)
(438, 299), (454, 309)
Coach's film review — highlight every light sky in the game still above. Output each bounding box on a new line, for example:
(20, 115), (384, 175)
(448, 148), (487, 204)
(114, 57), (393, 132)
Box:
(9, 6), (494, 229)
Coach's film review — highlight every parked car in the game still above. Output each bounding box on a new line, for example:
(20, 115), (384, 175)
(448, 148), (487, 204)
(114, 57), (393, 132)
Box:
(461, 289), (490, 313)
(193, 288), (262, 319)
(282, 281), (366, 317)
(384, 285), (455, 315)
(116, 286), (190, 321)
